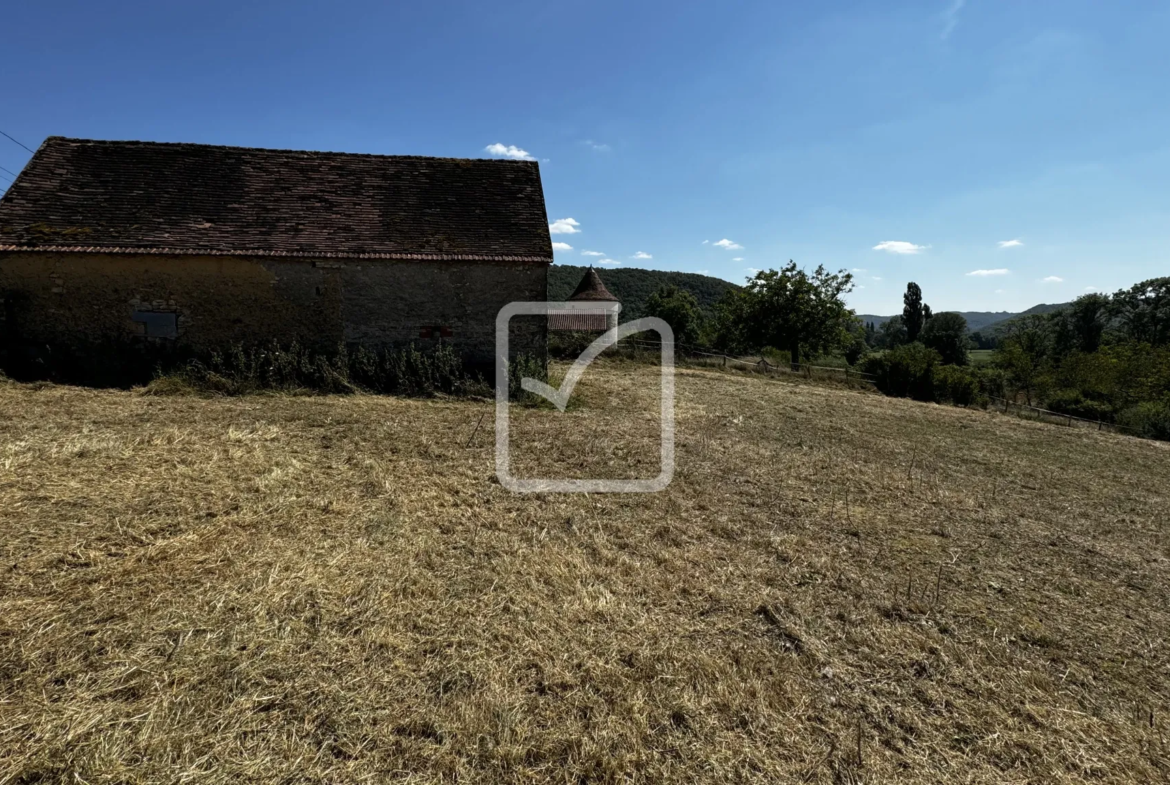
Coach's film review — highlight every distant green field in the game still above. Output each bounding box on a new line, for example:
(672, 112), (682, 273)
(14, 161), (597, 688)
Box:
(968, 349), (995, 365)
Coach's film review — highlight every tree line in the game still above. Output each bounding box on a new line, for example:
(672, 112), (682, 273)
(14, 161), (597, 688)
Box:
(642, 265), (1170, 441)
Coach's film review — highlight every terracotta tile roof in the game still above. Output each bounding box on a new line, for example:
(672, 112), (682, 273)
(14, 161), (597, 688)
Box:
(568, 267), (619, 301)
(548, 312), (612, 331)
(0, 137), (552, 262)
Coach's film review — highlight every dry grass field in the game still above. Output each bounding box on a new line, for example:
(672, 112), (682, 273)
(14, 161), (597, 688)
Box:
(1, 360), (1168, 783)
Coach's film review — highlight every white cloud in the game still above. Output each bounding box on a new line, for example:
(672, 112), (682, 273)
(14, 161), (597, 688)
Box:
(484, 143), (535, 161)
(1085, 286), (1099, 292)
(701, 240), (709, 245)
(631, 251), (652, 259)
(873, 240), (928, 255)
(1042, 276), (1064, 283)
(941, 0), (966, 40)
(852, 267), (867, 273)
(598, 258), (621, 266)
(551, 242), (573, 252)
(549, 218), (581, 235)
(732, 257), (744, 262)
(714, 238), (743, 250)
(872, 276), (883, 281)
(998, 239), (1024, 249)
(747, 267), (760, 275)
(697, 269), (709, 275)
(581, 249), (605, 257)
(967, 268), (1010, 276)
(583, 140), (611, 152)
(995, 289), (1006, 294)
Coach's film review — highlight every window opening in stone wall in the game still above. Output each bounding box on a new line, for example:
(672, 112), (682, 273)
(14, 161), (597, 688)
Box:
(132, 311), (178, 339)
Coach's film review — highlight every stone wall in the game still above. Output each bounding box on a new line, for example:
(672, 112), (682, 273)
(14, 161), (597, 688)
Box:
(0, 251), (548, 376)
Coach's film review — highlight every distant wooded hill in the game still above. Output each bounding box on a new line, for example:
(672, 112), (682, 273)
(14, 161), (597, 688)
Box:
(548, 265), (739, 319)
(857, 302), (1068, 335)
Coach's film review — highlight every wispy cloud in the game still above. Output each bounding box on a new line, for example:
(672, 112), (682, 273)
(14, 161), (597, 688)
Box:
(1042, 276), (1064, 283)
(732, 257), (744, 262)
(1084, 286), (1099, 292)
(598, 258), (621, 266)
(701, 240), (709, 245)
(581, 250), (605, 257)
(872, 276), (883, 281)
(941, 0), (966, 40)
(998, 239), (1024, 249)
(697, 269), (709, 275)
(631, 251), (652, 260)
(852, 267), (867, 273)
(967, 268), (1010, 277)
(714, 238), (743, 250)
(747, 267), (760, 275)
(484, 143), (535, 161)
(873, 240), (928, 255)
(551, 242), (572, 252)
(549, 218), (581, 235)
(582, 140), (611, 152)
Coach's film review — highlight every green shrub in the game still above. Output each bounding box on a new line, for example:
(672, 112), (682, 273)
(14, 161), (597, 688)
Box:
(1045, 390), (1115, 423)
(761, 347), (792, 367)
(157, 342), (485, 398)
(549, 330), (602, 360)
(974, 366), (1008, 402)
(1115, 400), (1170, 441)
(861, 343), (940, 401)
(507, 353), (548, 405)
(934, 365), (981, 407)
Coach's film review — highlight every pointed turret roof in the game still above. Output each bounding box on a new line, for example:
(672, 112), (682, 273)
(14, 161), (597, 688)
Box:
(568, 267), (619, 302)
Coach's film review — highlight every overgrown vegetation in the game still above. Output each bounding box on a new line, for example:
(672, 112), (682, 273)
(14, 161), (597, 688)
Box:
(855, 277), (1170, 441)
(152, 342), (482, 397)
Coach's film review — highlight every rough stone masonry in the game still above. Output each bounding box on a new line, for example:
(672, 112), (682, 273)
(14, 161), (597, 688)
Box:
(0, 137), (552, 379)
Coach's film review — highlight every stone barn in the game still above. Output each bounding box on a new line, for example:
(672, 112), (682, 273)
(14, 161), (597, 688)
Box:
(0, 137), (551, 380)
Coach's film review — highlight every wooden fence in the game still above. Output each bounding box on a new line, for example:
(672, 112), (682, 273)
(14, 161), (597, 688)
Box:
(620, 338), (1146, 438)
(624, 339), (878, 384)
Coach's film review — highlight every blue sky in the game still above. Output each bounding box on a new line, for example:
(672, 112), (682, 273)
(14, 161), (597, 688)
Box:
(1, 0), (1167, 314)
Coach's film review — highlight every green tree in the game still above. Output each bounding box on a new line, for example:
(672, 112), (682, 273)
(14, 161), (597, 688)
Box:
(864, 321), (877, 347)
(994, 314), (1055, 406)
(903, 283), (927, 342)
(844, 319), (869, 365)
(921, 312), (970, 366)
(876, 315), (908, 349)
(1109, 277), (1170, 346)
(723, 262), (855, 369)
(644, 285), (703, 346)
(1068, 293), (1109, 353)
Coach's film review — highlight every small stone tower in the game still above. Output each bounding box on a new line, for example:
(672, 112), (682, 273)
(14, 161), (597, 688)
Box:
(566, 267), (621, 331)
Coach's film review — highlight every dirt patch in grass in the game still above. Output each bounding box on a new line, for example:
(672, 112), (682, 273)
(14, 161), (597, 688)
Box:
(1, 360), (1168, 783)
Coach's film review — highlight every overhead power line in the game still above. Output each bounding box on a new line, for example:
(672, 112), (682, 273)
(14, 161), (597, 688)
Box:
(0, 164), (18, 178)
(0, 130), (35, 154)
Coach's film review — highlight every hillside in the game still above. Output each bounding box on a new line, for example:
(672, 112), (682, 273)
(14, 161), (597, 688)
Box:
(1, 365), (1168, 782)
(858, 302), (1068, 333)
(549, 264), (739, 319)
(979, 302), (1069, 335)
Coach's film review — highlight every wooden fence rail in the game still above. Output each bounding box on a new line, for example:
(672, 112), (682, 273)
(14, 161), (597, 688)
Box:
(616, 338), (1146, 438)
(623, 339), (879, 383)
